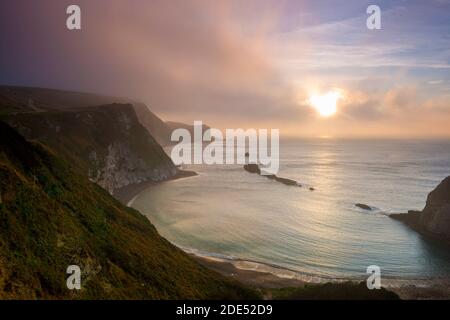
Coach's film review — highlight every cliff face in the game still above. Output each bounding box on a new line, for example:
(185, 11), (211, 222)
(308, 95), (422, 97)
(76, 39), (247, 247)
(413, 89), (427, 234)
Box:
(2, 104), (176, 194)
(0, 85), (173, 146)
(420, 176), (450, 238)
(0, 121), (256, 299)
(133, 103), (173, 146)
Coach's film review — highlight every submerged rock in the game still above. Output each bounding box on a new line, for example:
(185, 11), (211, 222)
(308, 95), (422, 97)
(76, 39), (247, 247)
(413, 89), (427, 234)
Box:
(274, 176), (298, 186)
(355, 203), (372, 210)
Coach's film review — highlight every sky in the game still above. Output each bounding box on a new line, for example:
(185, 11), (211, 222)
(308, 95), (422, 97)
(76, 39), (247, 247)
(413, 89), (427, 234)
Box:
(1, 0), (450, 138)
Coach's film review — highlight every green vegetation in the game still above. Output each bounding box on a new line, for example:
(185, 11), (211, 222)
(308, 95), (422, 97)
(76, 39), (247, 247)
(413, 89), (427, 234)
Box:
(0, 85), (173, 146)
(0, 121), (258, 299)
(0, 104), (173, 179)
(270, 282), (400, 300)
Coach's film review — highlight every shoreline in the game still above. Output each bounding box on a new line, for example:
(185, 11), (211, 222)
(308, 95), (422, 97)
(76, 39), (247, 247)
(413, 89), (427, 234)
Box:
(193, 254), (308, 290)
(113, 169), (198, 205)
(192, 254), (450, 300)
(116, 169), (450, 299)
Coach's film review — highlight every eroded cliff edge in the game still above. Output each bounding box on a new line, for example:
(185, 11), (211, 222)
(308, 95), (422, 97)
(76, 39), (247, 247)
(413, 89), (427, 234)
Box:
(0, 85), (174, 146)
(2, 103), (177, 194)
(390, 176), (450, 244)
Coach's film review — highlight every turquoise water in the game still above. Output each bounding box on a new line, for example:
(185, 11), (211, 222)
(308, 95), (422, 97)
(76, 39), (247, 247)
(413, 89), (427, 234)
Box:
(131, 139), (450, 279)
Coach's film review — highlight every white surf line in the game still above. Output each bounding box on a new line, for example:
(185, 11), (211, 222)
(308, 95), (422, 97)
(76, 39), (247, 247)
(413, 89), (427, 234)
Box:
(127, 194), (139, 207)
(127, 172), (200, 207)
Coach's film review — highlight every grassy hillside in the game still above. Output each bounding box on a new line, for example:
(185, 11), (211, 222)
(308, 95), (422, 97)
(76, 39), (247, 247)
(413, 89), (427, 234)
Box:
(0, 121), (258, 299)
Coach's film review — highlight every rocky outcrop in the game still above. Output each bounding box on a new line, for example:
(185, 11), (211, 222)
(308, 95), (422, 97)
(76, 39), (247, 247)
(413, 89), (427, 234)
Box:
(390, 176), (450, 243)
(244, 163), (261, 174)
(267, 175), (299, 186)
(355, 203), (372, 211)
(420, 177), (450, 237)
(243, 163), (304, 188)
(88, 141), (176, 194)
(3, 103), (177, 194)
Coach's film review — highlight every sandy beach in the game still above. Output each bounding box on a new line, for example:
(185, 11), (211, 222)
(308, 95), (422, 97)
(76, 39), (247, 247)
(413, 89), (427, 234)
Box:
(197, 255), (450, 300)
(193, 255), (450, 299)
(193, 255), (308, 289)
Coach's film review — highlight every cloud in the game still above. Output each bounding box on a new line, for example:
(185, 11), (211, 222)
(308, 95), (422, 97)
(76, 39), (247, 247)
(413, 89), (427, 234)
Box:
(0, 0), (303, 126)
(336, 83), (450, 128)
(1, 0), (449, 137)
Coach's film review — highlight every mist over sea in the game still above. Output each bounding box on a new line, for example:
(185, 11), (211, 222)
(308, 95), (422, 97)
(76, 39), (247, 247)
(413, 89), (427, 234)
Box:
(131, 139), (450, 279)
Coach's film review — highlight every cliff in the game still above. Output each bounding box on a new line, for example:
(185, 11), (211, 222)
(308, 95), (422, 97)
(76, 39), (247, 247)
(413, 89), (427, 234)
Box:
(133, 103), (174, 146)
(2, 104), (176, 194)
(0, 85), (173, 146)
(0, 121), (257, 299)
(391, 176), (450, 243)
(420, 176), (450, 238)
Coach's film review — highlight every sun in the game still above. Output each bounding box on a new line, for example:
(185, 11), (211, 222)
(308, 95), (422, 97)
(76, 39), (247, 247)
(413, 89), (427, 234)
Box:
(309, 91), (342, 117)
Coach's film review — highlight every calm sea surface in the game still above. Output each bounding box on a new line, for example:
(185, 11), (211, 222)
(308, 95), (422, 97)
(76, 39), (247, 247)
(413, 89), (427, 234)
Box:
(131, 139), (450, 279)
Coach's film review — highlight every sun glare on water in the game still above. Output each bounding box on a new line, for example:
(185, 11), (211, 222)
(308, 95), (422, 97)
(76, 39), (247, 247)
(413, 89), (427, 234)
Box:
(309, 91), (342, 117)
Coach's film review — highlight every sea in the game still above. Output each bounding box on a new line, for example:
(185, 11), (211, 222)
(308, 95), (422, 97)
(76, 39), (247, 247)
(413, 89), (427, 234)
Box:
(130, 139), (450, 282)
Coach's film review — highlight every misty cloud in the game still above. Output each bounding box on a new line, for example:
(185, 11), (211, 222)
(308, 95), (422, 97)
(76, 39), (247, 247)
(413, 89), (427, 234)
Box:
(0, 0), (449, 137)
(0, 0), (302, 125)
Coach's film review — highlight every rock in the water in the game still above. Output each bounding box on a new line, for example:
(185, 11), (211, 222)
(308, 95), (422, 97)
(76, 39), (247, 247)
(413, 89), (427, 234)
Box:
(355, 203), (372, 210)
(243, 164), (301, 187)
(245, 152), (250, 158)
(243, 163), (261, 174)
(274, 176), (298, 186)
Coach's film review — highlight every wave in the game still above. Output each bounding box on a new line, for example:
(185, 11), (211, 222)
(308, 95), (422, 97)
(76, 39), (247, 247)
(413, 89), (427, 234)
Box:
(177, 244), (450, 289)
